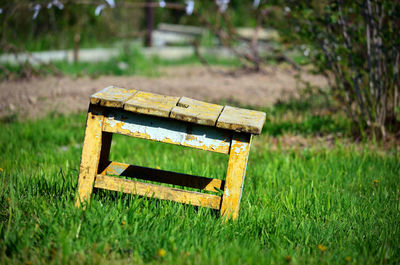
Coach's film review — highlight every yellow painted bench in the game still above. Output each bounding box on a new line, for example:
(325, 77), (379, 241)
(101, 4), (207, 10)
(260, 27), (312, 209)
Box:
(75, 86), (266, 220)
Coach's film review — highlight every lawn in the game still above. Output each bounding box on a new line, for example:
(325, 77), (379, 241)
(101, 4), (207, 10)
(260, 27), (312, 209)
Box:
(0, 101), (399, 265)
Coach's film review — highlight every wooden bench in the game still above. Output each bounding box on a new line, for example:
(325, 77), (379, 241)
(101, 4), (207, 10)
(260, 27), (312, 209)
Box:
(75, 86), (266, 220)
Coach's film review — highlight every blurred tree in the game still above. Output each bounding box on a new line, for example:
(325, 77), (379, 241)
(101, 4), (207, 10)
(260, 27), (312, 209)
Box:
(0, 0), (144, 51)
(266, 0), (400, 137)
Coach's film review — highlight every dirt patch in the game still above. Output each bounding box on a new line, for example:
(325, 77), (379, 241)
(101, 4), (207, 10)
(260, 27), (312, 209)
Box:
(0, 65), (328, 119)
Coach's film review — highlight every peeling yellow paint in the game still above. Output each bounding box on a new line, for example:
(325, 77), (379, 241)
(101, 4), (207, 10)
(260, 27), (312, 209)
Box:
(77, 88), (262, 220)
(75, 105), (105, 208)
(94, 175), (222, 209)
(220, 133), (252, 220)
(100, 161), (224, 193)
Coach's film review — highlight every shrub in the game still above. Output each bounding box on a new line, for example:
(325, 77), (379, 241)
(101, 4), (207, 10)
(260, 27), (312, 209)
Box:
(271, 0), (400, 137)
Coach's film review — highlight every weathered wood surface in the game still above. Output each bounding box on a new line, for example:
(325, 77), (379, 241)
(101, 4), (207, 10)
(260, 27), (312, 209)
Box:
(124, 91), (180, 118)
(100, 161), (224, 192)
(75, 105), (105, 207)
(90, 87), (266, 134)
(170, 97), (224, 126)
(77, 88), (262, 219)
(216, 106), (266, 135)
(90, 86), (137, 108)
(94, 174), (222, 209)
(102, 109), (232, 154)
(220, 133), (252, 220)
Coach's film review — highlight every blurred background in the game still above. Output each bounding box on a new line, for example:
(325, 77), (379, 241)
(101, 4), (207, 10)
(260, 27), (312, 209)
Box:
(1, 2), (400, 264)
(0, 0), (399, 139)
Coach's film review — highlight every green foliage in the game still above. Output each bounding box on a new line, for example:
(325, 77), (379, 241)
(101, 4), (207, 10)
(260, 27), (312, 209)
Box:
(265, 0), (400, 137)
(0, 103), (399, 264)
(0, 0), (144, 51)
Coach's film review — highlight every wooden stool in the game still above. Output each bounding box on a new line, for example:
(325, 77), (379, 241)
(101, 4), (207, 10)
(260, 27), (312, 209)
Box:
(75, 86), (265, 220)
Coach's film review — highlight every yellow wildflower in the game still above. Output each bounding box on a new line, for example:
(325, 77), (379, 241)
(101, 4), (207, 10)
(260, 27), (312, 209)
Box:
(156, 166), (161, 170)
(121, 220), (126, 227)
(0, 168), (3, 172)
(345, 256), (352, 262)
(157, 248), (166, 257)
(285, 255), (292, 262)
(317, 244), (328, 252)
(373, 179), (379, 185)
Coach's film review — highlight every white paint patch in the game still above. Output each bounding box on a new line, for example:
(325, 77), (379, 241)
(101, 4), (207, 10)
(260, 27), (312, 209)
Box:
(225, 188), (230, 197)
(233, 143), (248, 154)
(106, 117), (118, 128)
(104, 110), (231, 152)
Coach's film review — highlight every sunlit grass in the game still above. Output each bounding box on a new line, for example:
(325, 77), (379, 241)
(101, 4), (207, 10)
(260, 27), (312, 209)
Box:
(0, 104), (399, 264)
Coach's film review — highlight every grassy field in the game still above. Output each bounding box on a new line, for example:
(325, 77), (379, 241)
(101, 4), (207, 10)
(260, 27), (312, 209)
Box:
(0, 100), (399, 265)
(1, 47), (242, 80)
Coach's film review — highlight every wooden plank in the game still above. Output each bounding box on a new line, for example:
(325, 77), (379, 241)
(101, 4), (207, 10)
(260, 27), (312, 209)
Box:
(124, 91), (180, 118)
(90, 86), (138, 108)
(102, 109), (232, 154)
(100, 161), (224, 192)
(75, 104), (106, 207)
(94, 175), (222, 210)
(170, 97), (224, 126)
(216, 106), (266, 135)
(220, 133), (252, 220)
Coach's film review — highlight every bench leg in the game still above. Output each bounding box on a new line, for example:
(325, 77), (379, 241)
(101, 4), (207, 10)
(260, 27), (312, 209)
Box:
(75, 104), (106, 208)
(220, 133), (252, 220)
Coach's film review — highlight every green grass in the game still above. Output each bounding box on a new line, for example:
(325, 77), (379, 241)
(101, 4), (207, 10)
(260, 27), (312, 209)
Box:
(1, 47), (241, 80)
(0, 104), (399, 265)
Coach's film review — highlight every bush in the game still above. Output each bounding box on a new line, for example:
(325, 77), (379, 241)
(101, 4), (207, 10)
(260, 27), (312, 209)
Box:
(269, 0), (400, 137)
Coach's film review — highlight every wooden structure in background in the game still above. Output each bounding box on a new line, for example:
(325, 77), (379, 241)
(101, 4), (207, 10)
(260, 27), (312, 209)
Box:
(75, 86), (266, 220)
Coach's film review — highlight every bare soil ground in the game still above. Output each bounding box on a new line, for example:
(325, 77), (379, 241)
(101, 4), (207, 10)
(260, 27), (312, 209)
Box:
(0, 65), (327, 120)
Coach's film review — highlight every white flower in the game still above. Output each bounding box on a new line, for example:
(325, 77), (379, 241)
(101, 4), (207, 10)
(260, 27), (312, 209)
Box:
(105, 0), (116, 8)
(253, 0), (260, 9)
(95, 4), (106, 16)
(216, 0), (229, 13)
(47, 0), (64, 10)
(185, 0), (194, 15)
(159, 0), (166, 8)
(32, 4), (41, 19)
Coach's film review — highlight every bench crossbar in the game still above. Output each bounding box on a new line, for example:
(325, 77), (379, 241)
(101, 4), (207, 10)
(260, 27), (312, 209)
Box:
(100, 161), (225, 193)
(94, 174), (222, 210)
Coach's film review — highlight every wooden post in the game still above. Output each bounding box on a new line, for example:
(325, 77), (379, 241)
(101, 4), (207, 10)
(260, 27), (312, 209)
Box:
(220, 133), (252, 220)
(144, 0), (154, 47)
(73, 33), (81, 63)
(75, 104), (105, 207)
